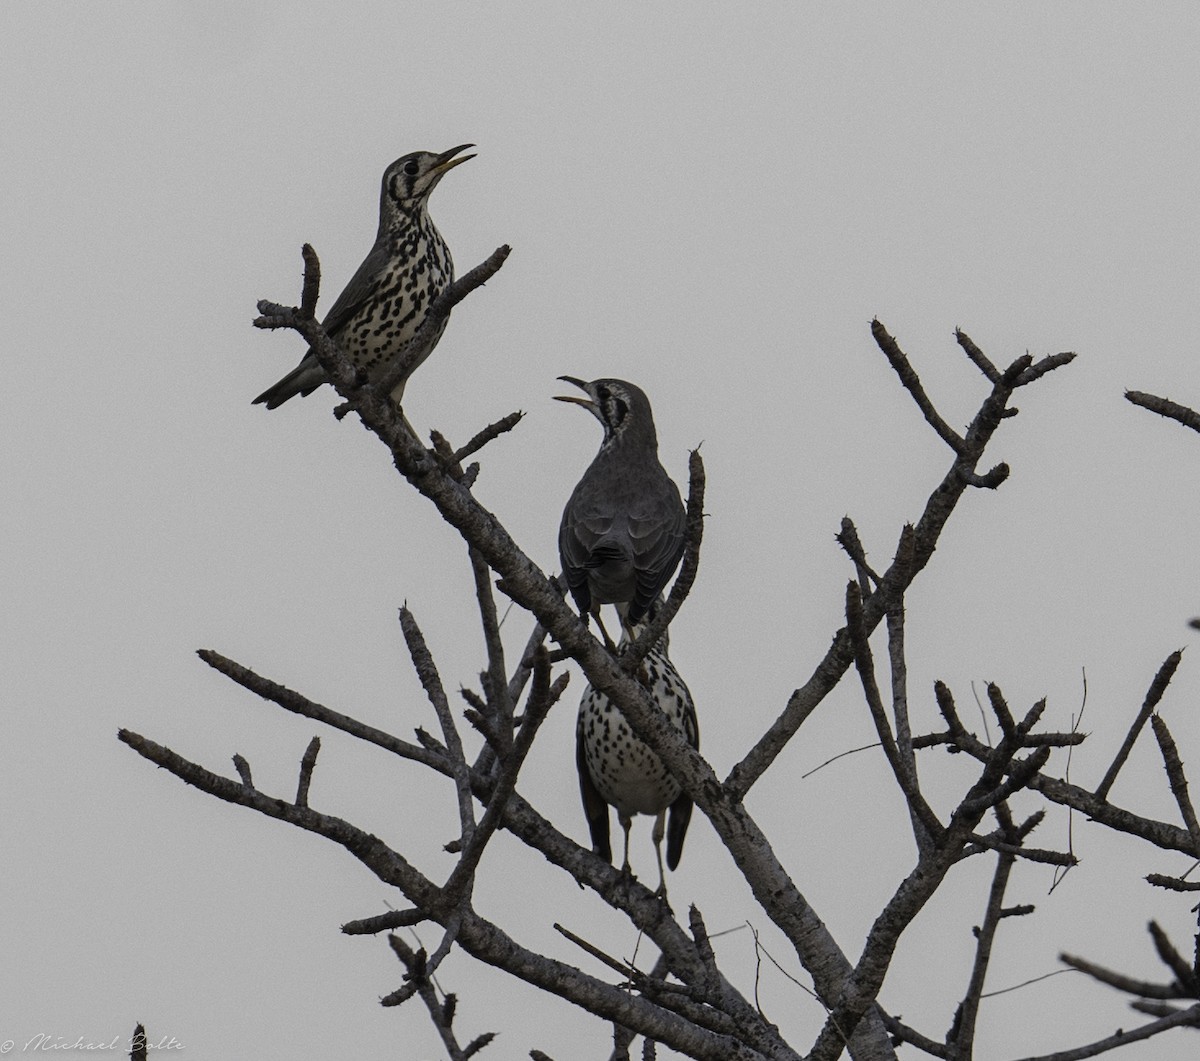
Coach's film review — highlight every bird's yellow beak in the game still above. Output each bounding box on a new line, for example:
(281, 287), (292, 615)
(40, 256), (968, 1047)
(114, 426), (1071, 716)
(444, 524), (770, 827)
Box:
(433, 144), (476, 176)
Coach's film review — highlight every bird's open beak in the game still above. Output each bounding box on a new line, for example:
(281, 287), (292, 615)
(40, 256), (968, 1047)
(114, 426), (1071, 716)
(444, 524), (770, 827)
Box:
(554, 375), (594, 407)
(433, 143), (476, 175)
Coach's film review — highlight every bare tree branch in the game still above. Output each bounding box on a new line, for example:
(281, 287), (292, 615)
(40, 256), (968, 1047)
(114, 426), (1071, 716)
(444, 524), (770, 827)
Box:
(295, 736), (320, 808)
(132, 295), (1200, 1061)
(1059, 952), (1188, 1000)
(954, 328), (1000, 383)
(870, 319), (966, 453)
(729, 337), (1075, 800)
(948, 806), (1018, 1053)
(1009, 1004), (1200, 1061)
(1095, 650), (1183, 801)
(1125, 391), (1200, 435)
(116, 729), (790, 1060)
(1150, 714), (1200, 854)
(197, 649), (448, 772)
(846, 578), (941, 843)
(1148, 920), (1200, 996)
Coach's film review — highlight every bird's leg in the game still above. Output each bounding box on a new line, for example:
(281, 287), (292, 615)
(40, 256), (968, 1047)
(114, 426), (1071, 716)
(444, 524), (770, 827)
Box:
(651, 811), (669, 900)
(591, 606), (619, 654)
(619, 813), (634, 879)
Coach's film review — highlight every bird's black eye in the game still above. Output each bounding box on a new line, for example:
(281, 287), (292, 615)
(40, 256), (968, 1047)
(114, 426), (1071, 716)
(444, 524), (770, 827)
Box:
(403, 159), (420, 176)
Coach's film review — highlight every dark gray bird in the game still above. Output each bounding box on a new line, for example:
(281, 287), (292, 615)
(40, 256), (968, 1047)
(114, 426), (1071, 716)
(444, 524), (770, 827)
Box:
(576, 627), (698, 893)
(555, 378), (686, 635)
(253, 144), (474, 409)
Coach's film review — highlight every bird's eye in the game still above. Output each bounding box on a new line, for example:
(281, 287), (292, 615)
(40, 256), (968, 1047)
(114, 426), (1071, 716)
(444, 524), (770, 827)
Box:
(403, 159), (420, 176)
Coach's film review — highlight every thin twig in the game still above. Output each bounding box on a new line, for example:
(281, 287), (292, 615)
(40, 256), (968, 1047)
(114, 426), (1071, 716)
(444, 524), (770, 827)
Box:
(955, 328), (1000, 383)
(382, 912), (465, 1007)
(1151, 714), (1200, 854)
(343, 908), (430, 935)
(870, 319), (966, 453)
(1059, 953), (1187, 1000)
(295, 736), (320, 808)
(966, 833), (1076, 867)
(384, 931), (495, 1059)
(800, 742), (883, 780)
(877, 1010), (950, 1058)
(835, 517), (880, 594)
(1014, 351), (1076, 386)
(886, 590), (931, 851)
(299, 243), (320, 318)
(197, 649), (448, 772)
(1126, 391), (1200, 435)
(400, 605), (477, 847)
(231, 753), (253, 789)
(846, 579), (941, 841)
(554, 922), (639, 980)
(1095, 651), (1183, 801)
(1146, 873), (1200, 892)
(454, 412), (526, 465)
(1148, 920), (1200, 994)
(949, 812), (1017, 1051)
(1008, 1003), (1200, 1061)
(444, 651), (568, 903)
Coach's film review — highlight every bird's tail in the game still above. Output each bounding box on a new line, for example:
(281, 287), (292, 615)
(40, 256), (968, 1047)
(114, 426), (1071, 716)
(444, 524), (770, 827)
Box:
(252, 353), (325, 409)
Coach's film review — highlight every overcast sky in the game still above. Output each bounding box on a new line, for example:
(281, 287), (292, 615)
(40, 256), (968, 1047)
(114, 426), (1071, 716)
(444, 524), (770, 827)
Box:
(4, 4), (1200, 1059)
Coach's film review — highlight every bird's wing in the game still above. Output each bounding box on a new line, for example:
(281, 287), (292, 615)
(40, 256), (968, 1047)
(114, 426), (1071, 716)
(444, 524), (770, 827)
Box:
(576, 710), (612, 863)
(628, 484), (687, 619)
(559, 499), (618, 609)
(320, 238), (392, 339)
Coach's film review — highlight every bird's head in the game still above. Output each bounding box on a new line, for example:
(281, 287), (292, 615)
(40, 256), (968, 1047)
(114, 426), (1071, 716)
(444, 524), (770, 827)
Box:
(554, 377), (656, 448)
(382, 144), (475, 216)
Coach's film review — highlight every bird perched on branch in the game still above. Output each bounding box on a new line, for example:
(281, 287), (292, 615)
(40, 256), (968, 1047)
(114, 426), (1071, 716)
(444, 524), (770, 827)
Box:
(253, 144), (474, 409)
(555, 378), (686, 642)
(576, 627), (698, 894)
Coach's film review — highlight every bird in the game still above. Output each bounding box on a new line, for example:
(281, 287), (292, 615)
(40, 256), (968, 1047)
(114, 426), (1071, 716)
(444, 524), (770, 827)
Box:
(576, 625), (698, 895)
(555, 378), (686, 641)
(253, 144), (475, 410)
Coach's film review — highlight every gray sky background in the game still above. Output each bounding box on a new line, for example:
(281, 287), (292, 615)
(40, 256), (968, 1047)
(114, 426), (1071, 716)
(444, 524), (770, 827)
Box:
(4, 4), (1200, 1058)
